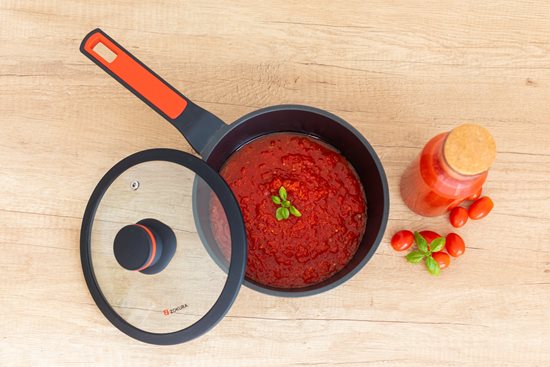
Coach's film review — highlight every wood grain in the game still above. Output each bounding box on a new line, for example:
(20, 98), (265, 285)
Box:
(1, 0), (549, 366)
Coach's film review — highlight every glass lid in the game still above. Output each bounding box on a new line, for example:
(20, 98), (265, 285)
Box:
(80, 149), (246, 345)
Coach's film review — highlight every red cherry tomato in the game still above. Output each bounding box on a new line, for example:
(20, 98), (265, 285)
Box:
(432, 251), (451, 269)
(445, 233), (465, 257)
(449, 206), (468, 228)
(391, 230), (414, 251)
(468, 196), (494, 220)
(419, 230), (442, 251)
(419, 230), (441, 247)
(467, 187), (483, 201)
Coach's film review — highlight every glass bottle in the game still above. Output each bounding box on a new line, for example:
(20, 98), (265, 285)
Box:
(400, 124), (496, 217)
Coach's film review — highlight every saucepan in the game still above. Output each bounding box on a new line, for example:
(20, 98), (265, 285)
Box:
(80, 28), (389, 297)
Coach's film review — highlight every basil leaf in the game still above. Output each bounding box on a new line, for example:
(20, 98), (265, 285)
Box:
(430, 237), (446, 253)
(282, 207), (290, 219)
(414, 231), (428, 253)
(276, 207), (284, 221)
(272, 196), (281, 205)
(289, 206), (302, 217)
(406, 250), (425, 263)
(282, 200), (291, 208)
(425, 255), (440, 276)
(279, 186), (287, 201)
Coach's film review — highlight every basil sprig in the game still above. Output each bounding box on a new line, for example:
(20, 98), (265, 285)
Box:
(406, 232), (445, 275)
(272, 186), (302, 221)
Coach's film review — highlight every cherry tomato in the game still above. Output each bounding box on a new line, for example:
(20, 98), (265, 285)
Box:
(468, 196), (494, 220)
(419, 230), (441, 250)
(432, 251), (451, 269)
(445, 233), (465, 257)
(391, 230), (414, 251)
(419, 230), (442, 251)
(449, 206), (468, 228)
(467, 187), (483, 201)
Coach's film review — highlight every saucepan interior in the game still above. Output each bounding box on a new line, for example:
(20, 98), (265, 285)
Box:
(193, 105), (389, 297)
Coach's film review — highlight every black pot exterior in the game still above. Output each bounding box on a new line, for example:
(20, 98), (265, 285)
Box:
(195, 105), (389, 297)
(81, 29), (388, 298)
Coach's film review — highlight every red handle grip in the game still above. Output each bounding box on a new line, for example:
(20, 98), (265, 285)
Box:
(81, 29), (187, 119)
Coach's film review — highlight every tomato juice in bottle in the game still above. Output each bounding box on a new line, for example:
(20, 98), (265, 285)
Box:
(400, 124), (496, 217)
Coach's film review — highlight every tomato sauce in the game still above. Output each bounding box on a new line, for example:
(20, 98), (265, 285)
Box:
(400, 133), (487, 216)
(210, 133), (367, 288)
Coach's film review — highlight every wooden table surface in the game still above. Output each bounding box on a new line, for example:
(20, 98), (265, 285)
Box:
(1, 1), (549, 366)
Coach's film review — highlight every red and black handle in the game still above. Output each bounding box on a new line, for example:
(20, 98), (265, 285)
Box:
(80, 28), (225, 155)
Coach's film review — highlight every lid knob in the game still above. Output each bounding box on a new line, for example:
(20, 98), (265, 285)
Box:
(113, 223), (163, 272)
(113, 219), (177, 274)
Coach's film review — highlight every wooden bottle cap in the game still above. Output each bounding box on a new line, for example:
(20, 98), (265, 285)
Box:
(443, 124), (496, 175)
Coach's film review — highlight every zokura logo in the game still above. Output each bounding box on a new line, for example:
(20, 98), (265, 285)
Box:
(163, 304), (188, 316)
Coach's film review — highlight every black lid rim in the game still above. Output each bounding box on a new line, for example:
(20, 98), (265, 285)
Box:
(80, 148), (247, 345)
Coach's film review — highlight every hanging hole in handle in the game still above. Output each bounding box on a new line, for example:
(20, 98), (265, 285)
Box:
(92, 42), (117, 63)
